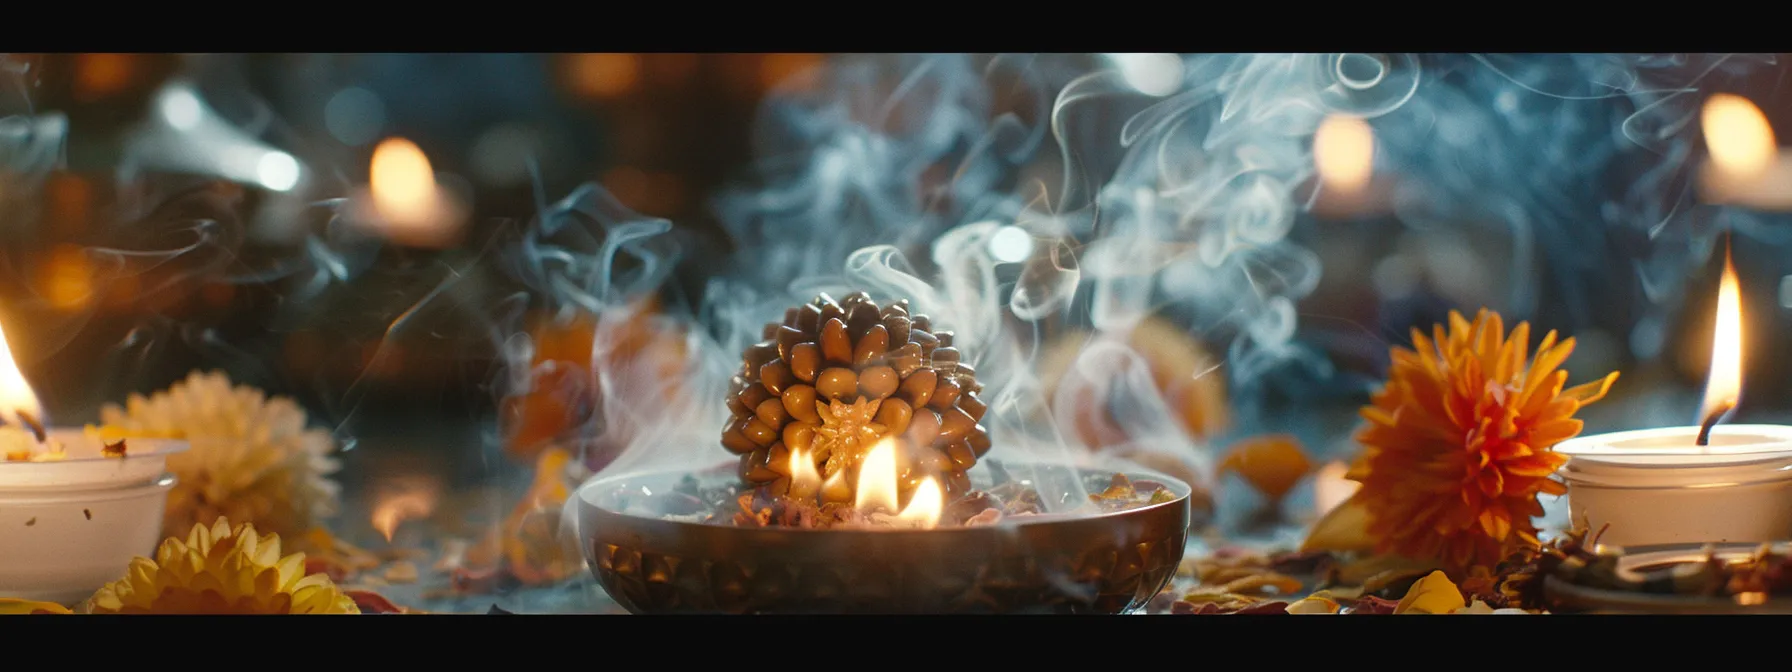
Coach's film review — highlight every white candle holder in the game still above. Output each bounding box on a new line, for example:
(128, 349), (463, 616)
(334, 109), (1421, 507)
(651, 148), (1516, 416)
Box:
(1555, 424), (1792, 548)
(0, 431), (188, 604)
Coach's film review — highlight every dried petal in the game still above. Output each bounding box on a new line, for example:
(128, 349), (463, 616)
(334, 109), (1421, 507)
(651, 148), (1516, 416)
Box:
(1301, 494), (1376, 554)
(0, 598), (73, 615)
(1394, 570), (1466, 615)
(1285, 596), (1341, 614)
(1218, 572), (1304, 596)
(346, 590), (407, 614)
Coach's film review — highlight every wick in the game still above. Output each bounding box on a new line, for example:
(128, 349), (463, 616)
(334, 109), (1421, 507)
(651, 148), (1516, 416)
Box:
(1697, 401), (1735, 447)
(12, 410), (45, 443)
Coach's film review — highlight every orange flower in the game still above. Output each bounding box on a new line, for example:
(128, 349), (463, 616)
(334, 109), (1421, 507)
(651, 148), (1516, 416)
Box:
(1348, 309), (1617, 571)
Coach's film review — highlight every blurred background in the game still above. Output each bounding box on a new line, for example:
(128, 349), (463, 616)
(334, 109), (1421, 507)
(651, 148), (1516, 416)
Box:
(1, 53), (1790, 607)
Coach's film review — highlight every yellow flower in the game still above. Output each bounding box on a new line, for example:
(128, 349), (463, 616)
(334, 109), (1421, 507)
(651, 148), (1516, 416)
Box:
(0, 598), (72, 615)
(1348, 310), (1617, 571)
(1394, 570), (1466, 614)
(88, 518), (358, 614)
(96, 370), (341, 539)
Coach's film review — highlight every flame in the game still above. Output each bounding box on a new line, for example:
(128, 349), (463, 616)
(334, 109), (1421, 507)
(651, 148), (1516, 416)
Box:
(855, 438), (900, 514)
(370, 477), (440, 543)
(1312, 461), (1359, 518)
(369, 137), (455, 246)
(0, 318), (44, 427)
(852, 437), (942, 528)
(895, 477), (943, 528)
(1703, 93), (1776, 178)
(1314, 114), (1374, 194)
(1702, 250), (1744, 422)
(788, 446), (822, 501)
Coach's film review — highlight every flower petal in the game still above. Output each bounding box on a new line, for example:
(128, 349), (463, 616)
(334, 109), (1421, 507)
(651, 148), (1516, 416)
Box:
(1395, 570), (1466, 615)
(1300, 494), (1377, 553)
(0, 598), (73, 615)
(1561, 371), (1620, 404)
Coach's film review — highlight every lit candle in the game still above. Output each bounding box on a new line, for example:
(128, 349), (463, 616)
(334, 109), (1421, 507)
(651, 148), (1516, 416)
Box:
(1697, 93), (1792, 211)
(1555, 252), (1792, 547)
(0, 318), (189, 604)
(1308, 114), (1392, 219)
(350, 137), (468, 249)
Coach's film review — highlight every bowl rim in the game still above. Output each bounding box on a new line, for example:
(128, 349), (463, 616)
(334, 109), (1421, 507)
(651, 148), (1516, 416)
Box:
(577, 461), (1192, 534)
(0, 473), (177, 504)
(0, 432), (190, 468)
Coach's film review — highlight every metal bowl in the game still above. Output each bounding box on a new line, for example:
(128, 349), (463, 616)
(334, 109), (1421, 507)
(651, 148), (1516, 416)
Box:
(1543, 542), (1792, 614)
(576, 462), (1190, 614)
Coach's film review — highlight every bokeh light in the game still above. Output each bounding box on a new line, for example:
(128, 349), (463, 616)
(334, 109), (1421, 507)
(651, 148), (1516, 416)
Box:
(324, 87), (386, 146)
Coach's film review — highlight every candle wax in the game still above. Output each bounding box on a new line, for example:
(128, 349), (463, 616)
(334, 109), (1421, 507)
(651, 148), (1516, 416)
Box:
(1555, 425), (1792, 547)
(0, 430), (188, 603)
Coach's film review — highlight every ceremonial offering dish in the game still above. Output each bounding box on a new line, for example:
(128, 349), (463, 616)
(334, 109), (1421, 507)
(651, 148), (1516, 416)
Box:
(578, 461), (1190, 614)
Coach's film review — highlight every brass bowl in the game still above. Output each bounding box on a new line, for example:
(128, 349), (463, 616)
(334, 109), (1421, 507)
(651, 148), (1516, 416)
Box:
(576, 462), (1190, 614)
(1543, 542), (1792, 614)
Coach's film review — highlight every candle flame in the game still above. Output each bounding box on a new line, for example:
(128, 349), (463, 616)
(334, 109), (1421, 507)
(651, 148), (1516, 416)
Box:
(855, 437), (900, 514)
(853, 437), (942, 528)
(787, 446), (822, 501)
(1314, 114), (1374, 195)
(371, 137), (436, 223)
(0, 318), (44, 427)
(368, 137), (458, 247)
(1702, 250), (1743, 423)
(1703, 94), (1777, 178)
(896, 477), (943, 528)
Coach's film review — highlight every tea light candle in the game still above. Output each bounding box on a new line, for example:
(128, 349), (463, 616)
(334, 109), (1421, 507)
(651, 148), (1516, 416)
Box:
(1697, 93), (1792, 211)
(346, 137), (468, 249)
(1308, 114), (1395, 219)
(0, 319), (188, 604)
(1554, 425), (1792, 547)
(1554, 251), (1792, 547)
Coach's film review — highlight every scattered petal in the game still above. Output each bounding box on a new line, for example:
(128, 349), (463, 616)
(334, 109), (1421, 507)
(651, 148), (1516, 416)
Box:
(1395, 570), (1467, 615)
(1301, 494), (1376, 554)
(0, 598), (72, 615)
(1286, 596), (1341, 614)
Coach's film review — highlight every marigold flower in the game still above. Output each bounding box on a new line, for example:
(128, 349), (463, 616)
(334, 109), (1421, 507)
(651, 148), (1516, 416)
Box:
(94, 370), (341, 539)
(88, 518), (358, 614)
(1348, 310), (1617, 571)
